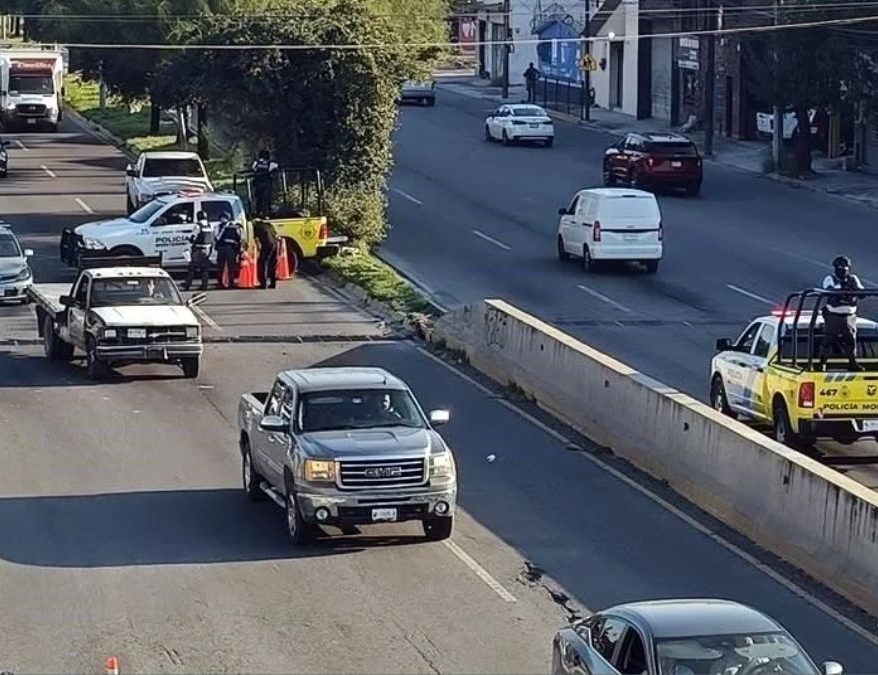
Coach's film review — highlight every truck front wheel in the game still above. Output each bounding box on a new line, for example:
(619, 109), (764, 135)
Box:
(422, 516), (453, 541)
(85, 337), (107, 380)
(42, 315), (59, 360)
(285, 489), (315, 545)
(181, 357), (200, 379)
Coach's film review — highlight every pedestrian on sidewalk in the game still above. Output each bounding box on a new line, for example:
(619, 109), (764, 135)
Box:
(524, 63), (540, 103)
(253, 218), (279, 289)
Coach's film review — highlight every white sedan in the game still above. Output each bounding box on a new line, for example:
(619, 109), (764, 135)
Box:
(484, 104), (555, 146)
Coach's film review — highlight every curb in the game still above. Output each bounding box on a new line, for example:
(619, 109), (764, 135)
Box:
(63, 104), (137, 162)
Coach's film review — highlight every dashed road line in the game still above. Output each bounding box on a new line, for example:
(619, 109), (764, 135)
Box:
(74, 198), (94, 214)
(443, 540), (517, 603)
(40, 165), (56, 178)
(726, 283), (773, 305)
(14, 140), (27, 151)
(417, 346), (878, 648)
(472, 229), (511, 251)
(576, 284), (631, 313)
(392, 188), (423, 206)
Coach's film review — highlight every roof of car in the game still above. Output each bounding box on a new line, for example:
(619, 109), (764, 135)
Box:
(506, 103), (546, 110)
(578, 187), (655, 199)
(86, 267), (171, 279)
(140, 151), (203, 160)
(607, 599), (781, 639)
(280, 367), (408, 392)
(634, 132), (693, 143)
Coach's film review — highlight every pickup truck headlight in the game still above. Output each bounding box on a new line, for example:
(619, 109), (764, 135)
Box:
(186, 326), (199, 338)
(14, 267), (31, 282)
(102, 328), (117, 339)
(304, 459), (336, 482)
(82, 237), (104, 250)
(430, 452), (455, 478)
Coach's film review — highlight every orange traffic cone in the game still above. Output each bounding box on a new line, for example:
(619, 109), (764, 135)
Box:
(220, 260), (231, 289)
(237, 246), (257, 289)
(105, 656), (120, 675)
(276, 237), (291, 281)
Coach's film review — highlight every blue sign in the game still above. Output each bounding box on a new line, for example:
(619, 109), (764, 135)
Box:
(534, 20), (583, 82)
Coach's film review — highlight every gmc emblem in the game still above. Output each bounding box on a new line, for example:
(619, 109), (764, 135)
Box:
(364, 466), (403, 478)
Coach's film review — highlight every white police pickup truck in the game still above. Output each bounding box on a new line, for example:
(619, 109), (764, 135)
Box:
(125, 151), (213, 214)
(60, 192), (246, 270)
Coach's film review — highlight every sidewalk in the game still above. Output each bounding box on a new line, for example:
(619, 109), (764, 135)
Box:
(438, 76), (878, 211)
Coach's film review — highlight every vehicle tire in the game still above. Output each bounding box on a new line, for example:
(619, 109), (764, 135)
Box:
(43, 314), (60, 360)
(108, 245), (143, 258)
(772, 399), (798, 448)
(241, 439), (266, 502)
(285, 488), (315, 545)
(603, 167), (616, 187)
(557, 235), (570, 261)
(484, 125), (492, 142)
(710, 375), (734, 417)
(502, 130), (512, 146)
(181, 357), (200, 379)
(644, 260), (659, 274)
(630, 169), (648, 191)
(544, 137), (554, 148)
(582, 245), (595, 273)
(422, 516), (453, 541)
(85, 336), (106, 380)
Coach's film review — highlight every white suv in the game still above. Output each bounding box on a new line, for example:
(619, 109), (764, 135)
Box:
(125, 151), (213, 214)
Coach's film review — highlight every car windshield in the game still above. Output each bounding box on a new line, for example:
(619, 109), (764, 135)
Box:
(647, 141), (698, 157)
(143, 158), (204, 178)
(297, 388), (426, 432)
(512, 106), (546, 117)
(655, 632), (819, 675)
(89, 277), (182, 307)
(0, 234), (21, 257)
(9, 75), (52, 95)
(128, 200), (167, 224)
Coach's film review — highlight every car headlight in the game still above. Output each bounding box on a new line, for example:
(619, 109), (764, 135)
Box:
(102, 328), (117, 339)
(82, 237), (104, 250)
(14, 267), (31, 282)
(5, 103), (15, 111)
(430, 452), (455, 478)
(303, 459), (336, 482)
(186, 326), (199, 338)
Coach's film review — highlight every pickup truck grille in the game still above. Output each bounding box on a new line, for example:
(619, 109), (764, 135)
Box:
(337, 457), (427, 490)
(106, 327), (193, 344)
(16, 103), (46, 116)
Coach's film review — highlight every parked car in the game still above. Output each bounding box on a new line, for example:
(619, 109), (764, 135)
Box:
(0, 224), (33, 304)
(485, 103), (554, 146)
(125, 150), (213, 214)
(551, 599), (842, 675)
(603, 132), (702, 196)
(557, 188), (662, 273)
(401, 80), (436, 106)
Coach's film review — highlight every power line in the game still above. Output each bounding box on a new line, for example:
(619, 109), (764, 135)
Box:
(20, 11), (878, 51)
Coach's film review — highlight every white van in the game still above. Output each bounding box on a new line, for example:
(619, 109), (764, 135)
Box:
(556, 188), (662, 273)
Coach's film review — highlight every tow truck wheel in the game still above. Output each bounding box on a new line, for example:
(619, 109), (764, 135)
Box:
(710, 376), (734, 418)
(422, 516), (453, 541)
(484, 125), (492, 142)
(502, 130), (512, 146)
(556, 236), (570, 261)
(285, 488), (315, 545)
(181, 357), (200, 379)
(241, 439), (266, 502)
(42, 315), (59, 360)
(85, 337), (106, 380)
(772, 400), (798, 447)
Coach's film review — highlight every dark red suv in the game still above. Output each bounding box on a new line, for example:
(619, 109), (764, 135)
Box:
(603, 132), (703, 196)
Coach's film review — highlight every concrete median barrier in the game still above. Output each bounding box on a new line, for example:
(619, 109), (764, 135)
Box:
(433, 298), (878, 615)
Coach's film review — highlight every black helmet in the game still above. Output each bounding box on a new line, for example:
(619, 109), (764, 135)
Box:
(833, 255), (851, 278)
(196, 210), (208, 222)
(258, 149), (270, 161)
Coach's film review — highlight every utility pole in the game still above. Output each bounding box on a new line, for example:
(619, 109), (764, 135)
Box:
(772, 0), (782, 169)
(583, 0), (591, 121)
(501, 0), (510, 99)
(703, 0), (716, 156)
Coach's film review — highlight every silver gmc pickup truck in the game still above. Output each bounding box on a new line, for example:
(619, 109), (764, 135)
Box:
(238, 366), (458, 544)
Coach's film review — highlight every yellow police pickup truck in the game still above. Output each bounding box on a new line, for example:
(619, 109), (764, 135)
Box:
(710, 289), (878, 448)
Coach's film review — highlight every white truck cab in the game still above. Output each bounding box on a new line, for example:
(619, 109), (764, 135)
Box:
(126, 151), (213, 214)
(0, 48), (65, 132)
(66, 192), (246, 269)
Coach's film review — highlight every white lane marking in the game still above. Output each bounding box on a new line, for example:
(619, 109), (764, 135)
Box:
(417, 346), (878, 647)
(40, 165), (56, 178)
(392, 188), (423, 206)
(576, 284), (631, 313)
(191, 304), (220, 330)
(472, 229), (511, 251)
(726, 284), (773, 305)
(443, 540), (517, 603)
(74, 198), (94, 214)
(14, 140), (27, 151)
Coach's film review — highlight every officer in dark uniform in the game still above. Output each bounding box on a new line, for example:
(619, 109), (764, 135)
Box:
(253, 218), (279, 289)
(215, 213), (243, 288)
(251, 149), (278, 218)
(819, 255), (865, 371)
(183, 210), (215, 291)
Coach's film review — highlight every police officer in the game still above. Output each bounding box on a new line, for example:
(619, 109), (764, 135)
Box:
(183, 210), (215, 291)
(215, 213), (243, 288)
(819, 255), (864, 371)
(253, 218), (278, 289)
(251, 149), (278, 218)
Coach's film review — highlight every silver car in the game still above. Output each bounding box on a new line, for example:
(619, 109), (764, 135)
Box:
(551, 599), (842, 675)
(0, 226), (33, 303)
(401, 80), (436, 106)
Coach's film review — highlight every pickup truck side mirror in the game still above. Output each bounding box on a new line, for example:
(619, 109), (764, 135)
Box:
(822, 662), (844, 675)
(429, 409), (450, 426)
(259, 415), (288, 433)
(59, 295), (73, 307)
(125, 168), (137, 177)
(715, 338), (733, 351)
(558, 207), (569, 216)
(186, 291), (207, 307)
(23, 248), (33, 257)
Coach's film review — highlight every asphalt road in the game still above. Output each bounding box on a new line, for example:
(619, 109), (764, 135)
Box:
(2, 119), (878, 671)
(385, 83), (878, 482)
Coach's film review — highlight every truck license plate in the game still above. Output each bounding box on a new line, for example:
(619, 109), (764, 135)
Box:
(671, 161), (682, 168)
(26, 118), (36, 125)
(371, 508), (397, 522)
(128, 328), (147, 338)
(3, 288), (16, 296)
(862, 420), (878, 432)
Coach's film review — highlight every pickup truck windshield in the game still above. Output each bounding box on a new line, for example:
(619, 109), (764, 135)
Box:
(0, 234), (21, 257)
(297, 388), (426, 432)
(143, 158), (204, 178)
(89, 277), (183, 307)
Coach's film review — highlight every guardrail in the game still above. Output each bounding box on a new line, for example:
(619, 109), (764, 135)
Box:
(433, 298), (878, 616)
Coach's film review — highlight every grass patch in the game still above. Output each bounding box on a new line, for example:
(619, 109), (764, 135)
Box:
(322, 247), (439, 319)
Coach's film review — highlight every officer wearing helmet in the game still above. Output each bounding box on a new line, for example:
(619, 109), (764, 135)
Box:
(251, 149), (278, 218)
(819, 255), (864, 371)
(183, 210), (215, 291)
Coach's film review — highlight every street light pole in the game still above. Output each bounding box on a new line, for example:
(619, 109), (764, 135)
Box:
(584, 0), (591, 121)
(703, 0), (716, 156)
(772, 0), (782, 169)
(502, 0), (511, 99)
